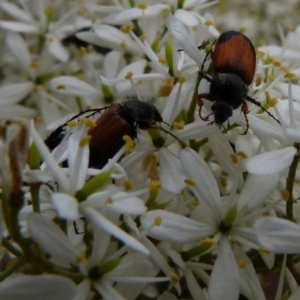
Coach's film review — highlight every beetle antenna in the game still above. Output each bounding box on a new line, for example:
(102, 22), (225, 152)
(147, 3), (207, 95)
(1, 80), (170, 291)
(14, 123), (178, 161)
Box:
(161, 120), (170, 126)
(245, 95), (280, 124)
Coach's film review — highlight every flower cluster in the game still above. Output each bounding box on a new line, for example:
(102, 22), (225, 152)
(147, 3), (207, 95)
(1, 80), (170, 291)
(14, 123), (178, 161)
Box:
(1, 1), (300, 300)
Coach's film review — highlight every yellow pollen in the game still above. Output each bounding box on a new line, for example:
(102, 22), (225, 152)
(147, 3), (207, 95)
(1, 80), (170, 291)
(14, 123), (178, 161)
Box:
(142, 154), (159, 180)
(44, 7), (52, 16)
(67, 120), (77, 128)
(272, 59), (281, 67)
(154, 216), (162, 226)
(125, 71), (133, 80)
(255, 76), (262, 87)
(230, 154), (239, 164)
(80, 118), (96, 128)
(202, 237), (214, 245)
(230, 239), (237, 246)
(157, 77), (174, 97)
(256, 50), (266, 58)
(239, 27), (247, 34)
(259, 246), (271, 254)
(123, 135), (134, 153)
(178, 77), (186, 84)
(148, 180), (162, 195)
(263, 211), (270, 216)
(35, 85), (43, 91)
(265, 91), (271, 103)
(258, 38), (266, 46)
(138, 3), (148, 9)
(287, 24), (295, 31)
(237, 151), (248, 159)
(204, 20), (214, 26)
(219, 179), (227, 187)
(191, 199), (199, 206)
(205, 43), (213, 54)
(122, 180), (133, 191)
(91, 16), (97, 23)
(267, 74), (274, 82)
(140, 33), (147, 40)
(274, 17), (281, 23)
(263, 57), (272, 65)
(284, 72), (297, 80)
(77, 8), (86, 16)
(173, 122), (184, 130)
(184, 178), (196, 186)
(126, 24), (133, 31)
(269, 97), (278, 107)
(280, 65), (290, 73)
(56, 84), (66, 90)
(106, 197), (113, 204)
(282, 190), (290, 201)
(86, 104), (95, 110)
(120, 40), (127, 48)
(161, 9), (169, 18)
(158, 57), (167, 64)
(35, 116), (42, 123)
(79, 136), (91, 147)
(79, 47), (86, 56)
(238, 260), (247, 269)
(30, 61), (39, 68)
(170, 272), (179, 284)
(120, 25), (128, 33)
(76, 252), (86, 263)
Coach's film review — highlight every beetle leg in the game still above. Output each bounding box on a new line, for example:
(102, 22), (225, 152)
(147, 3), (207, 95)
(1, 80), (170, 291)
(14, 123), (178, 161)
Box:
(198, 93), (211, 121)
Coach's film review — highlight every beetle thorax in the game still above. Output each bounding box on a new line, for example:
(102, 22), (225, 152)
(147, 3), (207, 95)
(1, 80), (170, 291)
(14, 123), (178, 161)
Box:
(209, 73), (248, 109)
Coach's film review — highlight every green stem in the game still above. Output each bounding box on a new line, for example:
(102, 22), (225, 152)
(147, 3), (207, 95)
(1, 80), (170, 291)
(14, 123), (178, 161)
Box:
(2, 238), (23, 257)
(186, 73), (202, 150)
(286, 143), (300, 221)
(30, 183), (41, 213)
(0, 257), (27, 282)
(186, 72), (201, 125)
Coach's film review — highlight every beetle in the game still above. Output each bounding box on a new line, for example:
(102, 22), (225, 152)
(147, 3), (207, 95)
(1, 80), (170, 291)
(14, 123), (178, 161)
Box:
(198, 30), (280, 134)
(45, 100), (182, 169)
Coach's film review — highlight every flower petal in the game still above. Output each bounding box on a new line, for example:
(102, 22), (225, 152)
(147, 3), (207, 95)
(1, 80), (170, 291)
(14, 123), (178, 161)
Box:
(0, 82), (33, 105)
(140, 209), (214, 243)
(238, 174), (279, 210)
(83, 207), (149, 255)
(208, 237), (239, 300)
(158, 148), (185, 193)
(246, 147), (296, 175)
(51, 193), (79, 221)
(48, 76), (100, 98)
(0, 275), (76, 300)
(166, 14), (202, 66)
(255, 217), (300, 253)
(0, 21), (39, 33)
(28, 213), (80, 266)
(180, 147), (222, 222)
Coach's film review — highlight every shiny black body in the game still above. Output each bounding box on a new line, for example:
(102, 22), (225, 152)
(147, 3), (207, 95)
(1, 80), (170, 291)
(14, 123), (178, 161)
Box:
(45, 100), (164, 169)
(198, 30), (279, 131)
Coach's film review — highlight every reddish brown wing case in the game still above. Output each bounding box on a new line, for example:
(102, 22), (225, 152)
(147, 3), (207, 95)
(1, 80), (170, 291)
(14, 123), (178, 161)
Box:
(212, 31), (256, 85)
(88, 104), (136, 169)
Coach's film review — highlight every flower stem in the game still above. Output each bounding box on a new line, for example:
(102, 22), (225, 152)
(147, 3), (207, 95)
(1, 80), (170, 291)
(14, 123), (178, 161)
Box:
(187, 73), (201, 150)
(0, 257), (27, 281)
(286, 143), (300, 221)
